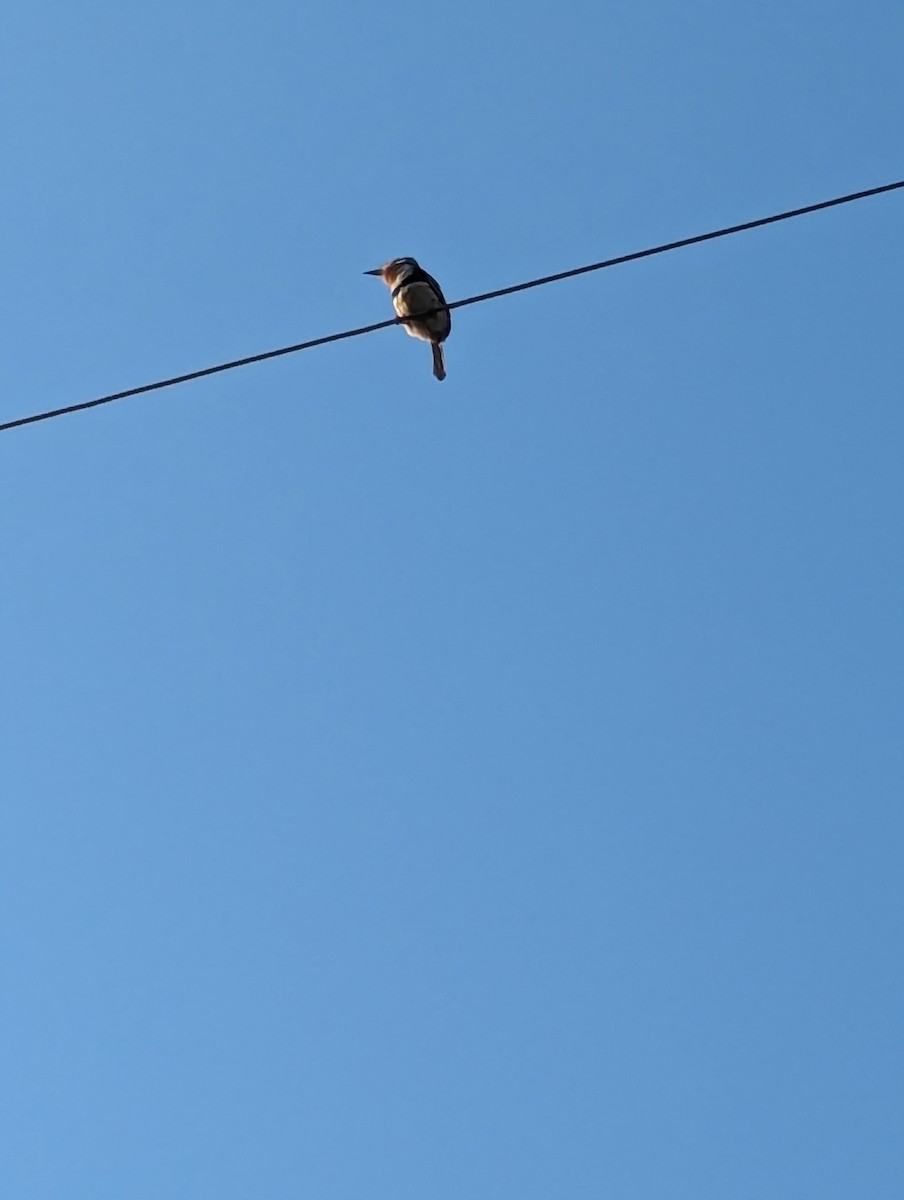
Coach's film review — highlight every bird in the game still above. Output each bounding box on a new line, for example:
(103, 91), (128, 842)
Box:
(364, 257), (451, 381)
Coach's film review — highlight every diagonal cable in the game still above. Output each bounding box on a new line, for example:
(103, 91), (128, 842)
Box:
(2, 178), (902, 434)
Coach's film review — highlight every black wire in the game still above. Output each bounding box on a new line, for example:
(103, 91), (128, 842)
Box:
(448, 179), (904, 311)
(0, 317), (400, 434)
(2, 178), (902, 434)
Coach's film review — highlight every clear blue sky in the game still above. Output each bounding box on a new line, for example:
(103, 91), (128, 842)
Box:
(2, 3), (902, 1197)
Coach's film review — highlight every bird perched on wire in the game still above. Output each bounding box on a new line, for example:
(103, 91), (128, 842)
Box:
(364, 257), (451, 381)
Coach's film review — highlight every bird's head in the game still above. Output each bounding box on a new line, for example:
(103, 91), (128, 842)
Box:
(364, 257), (420, 288)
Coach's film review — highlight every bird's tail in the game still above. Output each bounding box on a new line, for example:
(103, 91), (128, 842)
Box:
(431, 342), (446, 382)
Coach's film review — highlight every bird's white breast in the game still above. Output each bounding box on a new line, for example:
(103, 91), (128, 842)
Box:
(392, 282), (450, 341)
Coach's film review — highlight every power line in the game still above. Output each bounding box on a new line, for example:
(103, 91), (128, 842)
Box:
(2, 177), (902, 435)
(448, 178), (904, 311)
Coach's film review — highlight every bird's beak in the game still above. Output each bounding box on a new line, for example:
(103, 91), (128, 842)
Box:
(363, 268), (383, 276)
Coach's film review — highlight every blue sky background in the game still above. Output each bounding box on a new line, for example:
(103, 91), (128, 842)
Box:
(2, 3), (902, 1197)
